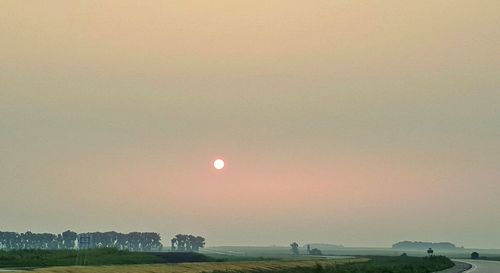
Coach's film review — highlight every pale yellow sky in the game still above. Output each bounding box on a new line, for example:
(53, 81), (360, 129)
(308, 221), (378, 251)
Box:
(1, 1), (500, 248)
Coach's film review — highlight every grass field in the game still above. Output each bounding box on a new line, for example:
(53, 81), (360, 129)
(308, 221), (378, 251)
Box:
(17, 256), (454, 273)
(0, 247), (456, 273)
(0, 249), (212, 268)
(19, 258), (365, 273)
(204, 245), (500, 259)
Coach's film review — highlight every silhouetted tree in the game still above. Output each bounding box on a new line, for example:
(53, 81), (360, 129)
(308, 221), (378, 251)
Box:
(290, 242), (299, 255)
(173, 234), (187, 251)
(171, 234), (205, 252)
(192, 236), (206, 251)
(85, 231), (162, 251)
(171, 238), (177, 251)
(62, 230), (77, 249)
(0, 232), (19, 249)
(21, 231), (33, 249)
(142, 232), (162, 251)
(471, 252), (480, 259)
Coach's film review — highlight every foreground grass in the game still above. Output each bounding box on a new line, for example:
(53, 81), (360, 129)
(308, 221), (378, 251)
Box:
(297, 256), (454, 273)
(20, 258), (365, 273)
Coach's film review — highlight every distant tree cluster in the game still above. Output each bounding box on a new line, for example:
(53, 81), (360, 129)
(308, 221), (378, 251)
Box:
(170, 234), (205, 252)
(392, 241), (461, 250)
(0, 230), (162, 251)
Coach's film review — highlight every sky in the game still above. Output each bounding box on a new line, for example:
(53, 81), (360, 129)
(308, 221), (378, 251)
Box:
(1, 1), (499, 248)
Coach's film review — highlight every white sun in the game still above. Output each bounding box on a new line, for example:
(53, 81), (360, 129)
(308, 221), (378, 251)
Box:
(213, 159), (225, 170)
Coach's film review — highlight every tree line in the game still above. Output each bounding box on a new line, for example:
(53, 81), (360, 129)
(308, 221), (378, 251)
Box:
(0, 230), (163, 251)
(170, 234), (205, 252)
(392, 241), (461, 250)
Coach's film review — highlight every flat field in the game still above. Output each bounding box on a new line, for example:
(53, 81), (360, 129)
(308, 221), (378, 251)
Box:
(204, 246), (500, 259)
(19, 258), (365, 273)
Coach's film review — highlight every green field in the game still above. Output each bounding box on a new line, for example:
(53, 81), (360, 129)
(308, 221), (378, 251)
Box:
(21, 258), (364, 273)
(0, 247), (456, 273)
(0, 248), (212, 268)
(16, 255), (454, 273)
(204, 245), (500, 259)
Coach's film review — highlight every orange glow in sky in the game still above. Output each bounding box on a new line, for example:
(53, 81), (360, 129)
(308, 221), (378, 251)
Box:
(0, 0), (499, 248)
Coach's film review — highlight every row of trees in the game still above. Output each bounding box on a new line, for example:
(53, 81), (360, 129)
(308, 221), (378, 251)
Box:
(0, 230), (162, 251)
(80, 231), (163, 251)
(0, 230), (78, 250)
(392, 241), (460, 250)
(171, 234), (206, 252)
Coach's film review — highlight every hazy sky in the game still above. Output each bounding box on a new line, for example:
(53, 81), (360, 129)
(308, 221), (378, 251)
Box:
(1, 1), (500, 248)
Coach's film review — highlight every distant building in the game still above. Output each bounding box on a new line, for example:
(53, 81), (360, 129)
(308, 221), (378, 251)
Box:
(309, 248), (323, 255)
